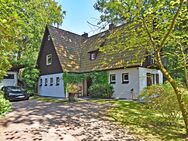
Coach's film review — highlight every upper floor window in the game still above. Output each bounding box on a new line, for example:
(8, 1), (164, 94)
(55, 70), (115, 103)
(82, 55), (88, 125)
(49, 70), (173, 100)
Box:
(46, 54), (52, 65)
(90, 52), (97, 60)
(48, 35), (51, 40)
(122, 73), (129, 84)
(110, 74), (116, 84)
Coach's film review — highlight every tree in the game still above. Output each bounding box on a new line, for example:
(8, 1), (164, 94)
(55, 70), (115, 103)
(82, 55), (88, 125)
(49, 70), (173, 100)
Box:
(0, 0), (64, 92)
(94, 0), (188, 134)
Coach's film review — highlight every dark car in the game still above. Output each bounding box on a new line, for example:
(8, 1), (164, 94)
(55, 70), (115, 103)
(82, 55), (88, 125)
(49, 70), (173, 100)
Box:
(1, 86), (29, 101)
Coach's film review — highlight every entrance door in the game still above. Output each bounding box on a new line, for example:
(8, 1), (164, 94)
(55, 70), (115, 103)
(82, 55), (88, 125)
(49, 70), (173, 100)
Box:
(86, 78), (92, 96)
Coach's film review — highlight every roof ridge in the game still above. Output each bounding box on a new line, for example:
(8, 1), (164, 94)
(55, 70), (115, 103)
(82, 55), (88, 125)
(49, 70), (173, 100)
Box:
(47, 25), (83, 37)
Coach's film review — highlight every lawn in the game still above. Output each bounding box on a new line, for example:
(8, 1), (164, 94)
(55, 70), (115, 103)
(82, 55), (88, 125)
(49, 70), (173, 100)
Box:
(91, 99), (186, 141)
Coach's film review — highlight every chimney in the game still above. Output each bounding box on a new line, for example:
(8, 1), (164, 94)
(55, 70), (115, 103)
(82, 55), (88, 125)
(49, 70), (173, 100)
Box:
(82, 32), (88, 38)
(109, 23), (115, 30)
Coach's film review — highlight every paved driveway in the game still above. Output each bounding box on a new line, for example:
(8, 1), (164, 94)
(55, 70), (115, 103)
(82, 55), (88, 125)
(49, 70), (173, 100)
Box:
(0, 100), (142, 141)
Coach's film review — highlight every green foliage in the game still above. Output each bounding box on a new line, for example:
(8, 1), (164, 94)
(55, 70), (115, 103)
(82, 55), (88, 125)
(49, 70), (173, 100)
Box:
(0, 0), (64, 79)
(139, 83), (181, 123)
(89, 83), (114, 99)
(22, 67), (40, 95)
(87, 71), (108, 84)
(0, 91), (11, 117)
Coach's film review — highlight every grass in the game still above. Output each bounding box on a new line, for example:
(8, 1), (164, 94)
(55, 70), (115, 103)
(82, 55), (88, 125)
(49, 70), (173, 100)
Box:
(91, 99), (186, 141)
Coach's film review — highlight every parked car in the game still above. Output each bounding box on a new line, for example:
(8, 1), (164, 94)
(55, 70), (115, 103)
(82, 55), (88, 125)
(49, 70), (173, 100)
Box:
(1, 86), (29, 101)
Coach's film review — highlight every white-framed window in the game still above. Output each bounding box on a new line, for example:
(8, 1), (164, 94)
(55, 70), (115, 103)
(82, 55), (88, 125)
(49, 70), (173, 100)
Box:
(90, 52), (97, 60)
(46, 54), (52, 65)
(122, 73), (129, 84)
(45, 78), (48, 86)
(56, 77), (60, 86)
(39, 79), (42, 86)
(110, 74), (116, 84)
(50, 78), (53, 86)
(48, 35), (51, 40)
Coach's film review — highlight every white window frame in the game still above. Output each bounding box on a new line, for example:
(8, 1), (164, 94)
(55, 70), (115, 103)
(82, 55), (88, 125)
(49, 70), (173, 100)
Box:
(46, 54), (52, 65)
(90, 52), (97, 60)
(39, 79), (42, 86)
(110, 74), (116, 84)
(45, 78), (48, 86)
(56, 77), (60, 86)
(50, 78), (53, 86)
(122, 73), (129, 84)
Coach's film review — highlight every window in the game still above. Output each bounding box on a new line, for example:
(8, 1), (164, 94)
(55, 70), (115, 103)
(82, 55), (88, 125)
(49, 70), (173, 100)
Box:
(46, 54), (52, 65)
(4, 74), (14, 79)
(50, 78), (53, 86)
(156, 74), (159, 84)
(56, 77), (60, 86)
(147, 73), (152, 86)
(39, 79), (42, 86)
(90, 52), (97, 60)
(48, 35), (51, 40)
(45, 78), (48, 86)
(110, 74), (116, 84)
(122, 73), (129, 84)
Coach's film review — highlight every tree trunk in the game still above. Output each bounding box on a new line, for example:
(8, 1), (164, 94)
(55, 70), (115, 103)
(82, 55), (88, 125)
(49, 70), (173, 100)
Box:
(156, 50), (188, 135)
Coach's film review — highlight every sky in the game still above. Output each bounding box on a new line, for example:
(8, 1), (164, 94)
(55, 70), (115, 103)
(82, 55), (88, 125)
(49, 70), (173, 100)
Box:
(56, 0), (102, 36)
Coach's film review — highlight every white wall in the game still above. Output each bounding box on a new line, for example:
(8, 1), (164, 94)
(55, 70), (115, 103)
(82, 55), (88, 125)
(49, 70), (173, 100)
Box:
(0, 72), (18, 88)
(138, 67), (163, 93)
(108, 68), (140, 99)
(108, 67), (163, 99)
(38, 73), (65, 98)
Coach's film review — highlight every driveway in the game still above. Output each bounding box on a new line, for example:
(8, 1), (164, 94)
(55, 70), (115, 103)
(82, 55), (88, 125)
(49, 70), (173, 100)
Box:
(0, 100), (142, 141)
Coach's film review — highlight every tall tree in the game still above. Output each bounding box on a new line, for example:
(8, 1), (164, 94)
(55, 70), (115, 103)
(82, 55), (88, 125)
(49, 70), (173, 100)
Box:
(94, 0), (188, 134)
(0, 0), (64, 79)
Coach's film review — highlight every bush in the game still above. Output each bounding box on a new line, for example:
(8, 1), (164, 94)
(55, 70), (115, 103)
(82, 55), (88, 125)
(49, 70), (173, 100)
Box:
(139, 83), (181, 124)
(0, 91), (11, 116)
(89, 83), (114, 99)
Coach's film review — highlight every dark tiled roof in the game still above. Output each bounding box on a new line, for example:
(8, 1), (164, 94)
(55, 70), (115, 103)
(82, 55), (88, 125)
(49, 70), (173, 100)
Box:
(47, 25), (142, 72)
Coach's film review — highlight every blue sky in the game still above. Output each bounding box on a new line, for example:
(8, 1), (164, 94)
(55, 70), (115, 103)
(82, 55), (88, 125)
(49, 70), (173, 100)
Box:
(56, 0), (101, 35)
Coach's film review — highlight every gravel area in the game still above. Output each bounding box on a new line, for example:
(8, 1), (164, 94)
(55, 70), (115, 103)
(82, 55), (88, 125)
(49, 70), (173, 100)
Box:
(0, 100), (143, 141)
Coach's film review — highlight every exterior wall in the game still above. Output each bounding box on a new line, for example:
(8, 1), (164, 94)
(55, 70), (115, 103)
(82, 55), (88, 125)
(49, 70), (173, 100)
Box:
(37, 28), (63, 75)
(108, 68), (140, 99)
(138, 67), (163, 93)
(0, 72), (18, 88)
(38, 73), (65, 98)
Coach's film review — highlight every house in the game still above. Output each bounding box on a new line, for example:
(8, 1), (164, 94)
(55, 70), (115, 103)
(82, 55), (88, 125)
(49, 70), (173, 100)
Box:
(0, 65), (25, 89)
(0, 72), (18, 88)
(36, 25), (163, 99)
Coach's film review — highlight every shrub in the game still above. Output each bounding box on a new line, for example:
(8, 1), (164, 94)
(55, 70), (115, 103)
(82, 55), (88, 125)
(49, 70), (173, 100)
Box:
(22, 67), (39, 96)
(139, 83), (181, 124)
(89, 83), (114, 99)
(0, 91), (11, 116)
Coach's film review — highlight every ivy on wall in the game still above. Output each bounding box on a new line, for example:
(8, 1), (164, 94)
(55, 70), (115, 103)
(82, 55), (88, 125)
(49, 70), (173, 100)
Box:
(63, 71), (109, 92)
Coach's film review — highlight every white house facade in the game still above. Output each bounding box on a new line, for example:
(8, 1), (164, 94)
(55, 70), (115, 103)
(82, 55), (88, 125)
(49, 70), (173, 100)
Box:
(38, 73), (65, 98)
(108, 67), (163, 99)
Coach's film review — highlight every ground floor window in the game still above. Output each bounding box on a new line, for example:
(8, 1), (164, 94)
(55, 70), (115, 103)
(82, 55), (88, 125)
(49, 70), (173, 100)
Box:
(45, 78), (48, 86)
(56, 77), (60, 86)
(122, 73), (129, 84)
(110, 74), (116, 84)
(50, 78), (53, 86)
(39, 79), (42, 86)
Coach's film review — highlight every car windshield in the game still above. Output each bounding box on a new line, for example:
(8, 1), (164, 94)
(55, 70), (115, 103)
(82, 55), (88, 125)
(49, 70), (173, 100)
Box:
(7, 87), (22, 93)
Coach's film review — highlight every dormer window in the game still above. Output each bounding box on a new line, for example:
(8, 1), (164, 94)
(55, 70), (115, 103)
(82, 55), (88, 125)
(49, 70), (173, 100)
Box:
(89, 50), (98, 60)
(46, 54), (52, 65)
